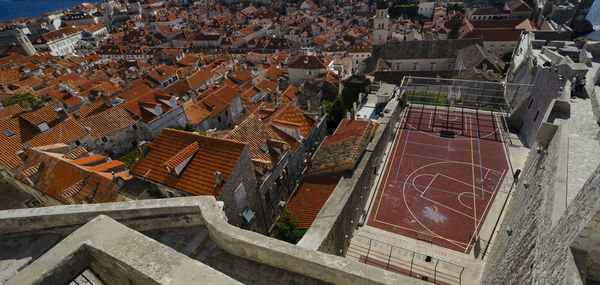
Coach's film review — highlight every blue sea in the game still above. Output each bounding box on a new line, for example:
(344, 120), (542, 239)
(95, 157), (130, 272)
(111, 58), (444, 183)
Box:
(0, 0), (99, 20)
(585, 0), (600, 40)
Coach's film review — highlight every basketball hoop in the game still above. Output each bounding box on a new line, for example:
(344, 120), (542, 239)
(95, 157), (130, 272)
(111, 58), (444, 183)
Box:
(447, 86), (461, 101)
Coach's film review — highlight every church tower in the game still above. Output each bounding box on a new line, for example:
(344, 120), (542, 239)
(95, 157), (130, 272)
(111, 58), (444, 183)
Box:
(16, 29), (37, 56)
(372, 1), (389, 47)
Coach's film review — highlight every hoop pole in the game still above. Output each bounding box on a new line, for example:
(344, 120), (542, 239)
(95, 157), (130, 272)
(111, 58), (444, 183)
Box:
(432, 104), (438, 131)
(418, 104), (425, 130)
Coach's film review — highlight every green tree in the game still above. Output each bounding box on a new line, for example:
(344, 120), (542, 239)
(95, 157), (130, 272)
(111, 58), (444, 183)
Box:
(447, 3), (466, 14)
(448, 23), (461, 39)
(325, 96), (345, 131)
(270, 210), (306, 244)
(1, 93), (39, 107)
(168, 123), (206, 134)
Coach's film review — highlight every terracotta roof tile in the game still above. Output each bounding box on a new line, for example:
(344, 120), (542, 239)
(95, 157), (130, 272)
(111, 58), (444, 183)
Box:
(14, 148), (121, 204)
(285, 175), (341, 229)
(267, 104), (317, 137)
(78, 106), (137, 140)
(224, 115), (289, 172)
(129, 128), (247, 197)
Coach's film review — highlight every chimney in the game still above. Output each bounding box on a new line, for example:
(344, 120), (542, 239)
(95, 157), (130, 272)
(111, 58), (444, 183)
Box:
(102, 94), (113, 107)
(214, 171), (223, 188)
(55, 107), (69, 121)
(15, 150), (28, 162)
(138, 141), (151, 156)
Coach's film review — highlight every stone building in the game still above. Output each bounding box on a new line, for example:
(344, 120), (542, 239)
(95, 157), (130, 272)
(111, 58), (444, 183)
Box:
(121, 89), (188, 138)
(224, 115), (307, 228)
(77, 105), (150, 158)
(129, 128), (261, 229)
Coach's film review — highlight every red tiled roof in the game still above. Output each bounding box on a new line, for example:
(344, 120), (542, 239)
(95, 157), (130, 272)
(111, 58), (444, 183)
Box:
(78, 106), (137, 140)
(14, 148), (121, 204)
(0, 115), (89, 169)
(164, 141), (199, 170)
(119, 83), (153, 101)
(268, 104), (317, 137)
(129, 128), (248, 197)
(308, 119), (378, 174)
(285, 175), (341, 229)
(224, 115), (289, 171)
(0, 104), (24, 119)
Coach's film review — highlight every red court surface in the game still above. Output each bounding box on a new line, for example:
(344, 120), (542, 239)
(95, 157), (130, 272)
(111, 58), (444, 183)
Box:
(368, 105), (509, 253)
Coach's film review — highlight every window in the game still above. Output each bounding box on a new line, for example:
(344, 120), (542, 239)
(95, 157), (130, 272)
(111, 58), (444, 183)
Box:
(533, 110), (540, 122)
(75, 140), (81, 146)
(528, 98), (534, 109)
(225, 110), (229, 117)
(132, 124), (137, 130)
(2, 130), (15, 137)
(102, 137), (108, 143)
(217, 115), (222, 123)
(37, 123), (50, 133)
(234, 184), (246, 208)
(413, 64), (417, 70)
(307, 70), (312, 75)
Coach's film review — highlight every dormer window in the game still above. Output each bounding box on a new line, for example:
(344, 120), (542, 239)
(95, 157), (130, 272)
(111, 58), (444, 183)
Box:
(260, 145), (269, 153)
(38, 123), (50, 133)
(154, 105), (163, 116)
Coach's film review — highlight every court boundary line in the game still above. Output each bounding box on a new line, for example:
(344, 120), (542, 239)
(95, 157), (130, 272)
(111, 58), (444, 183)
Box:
(370, 105), (509, 253)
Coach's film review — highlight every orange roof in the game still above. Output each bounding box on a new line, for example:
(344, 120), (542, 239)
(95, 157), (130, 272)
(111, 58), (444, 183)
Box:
(119, 83), (153, 101)
(78, 106), (137, 140)
(255, 79), (278, 93)
(213, 85), (240, 103)
(129, 128), (248, 197)
(268, 104), (317, 137)
(224, 115), (289, 171)
(0, 114), (89, 169)
(14, 148), (121, 204)
(228, 70), (252, 83)
(282, 85), (299, 101)
(70, 154), (107, 166)
(186, 70), (212, 90)
(285, 175), (341, 229)
(0, 104), (24, 119)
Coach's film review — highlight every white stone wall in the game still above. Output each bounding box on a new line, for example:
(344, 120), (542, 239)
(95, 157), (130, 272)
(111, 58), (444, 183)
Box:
(387, 58), (455, 71)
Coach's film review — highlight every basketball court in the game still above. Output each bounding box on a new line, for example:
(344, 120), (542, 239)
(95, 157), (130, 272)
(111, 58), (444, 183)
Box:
(367, 103), (509, 253)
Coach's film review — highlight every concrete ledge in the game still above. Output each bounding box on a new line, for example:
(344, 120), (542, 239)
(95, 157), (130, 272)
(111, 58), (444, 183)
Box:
(6, 215), (239, 285)
(590, 86), (600, 124)
(0, 196), (421, 284)
(0, 198), (206, 236)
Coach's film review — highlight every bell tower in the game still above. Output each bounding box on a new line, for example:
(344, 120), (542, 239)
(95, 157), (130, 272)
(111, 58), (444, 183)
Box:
(16, 29), (37, 56)
(372, 1), (389, 47)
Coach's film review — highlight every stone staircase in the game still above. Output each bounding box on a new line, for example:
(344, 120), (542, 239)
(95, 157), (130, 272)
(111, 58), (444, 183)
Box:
(346, 228), (464, 285)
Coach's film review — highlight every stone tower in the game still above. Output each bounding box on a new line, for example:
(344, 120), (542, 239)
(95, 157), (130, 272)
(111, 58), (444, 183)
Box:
(16, 29), (37, 56)
(372, 1), (389, 57)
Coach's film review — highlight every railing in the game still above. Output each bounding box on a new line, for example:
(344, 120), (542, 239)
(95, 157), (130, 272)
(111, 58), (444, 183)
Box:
(347, 234), (464, 285)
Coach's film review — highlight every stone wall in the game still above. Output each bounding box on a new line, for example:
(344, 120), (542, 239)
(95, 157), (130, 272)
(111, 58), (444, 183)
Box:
(218, 146), (260, 229)
(298, 96), (403, 255)
(0, 197), (425, 285)
(509, 67), (566, 146)
(93, 121), (151, 159)
(147, 104), (188, 138)
(482, 121), (600, 284)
